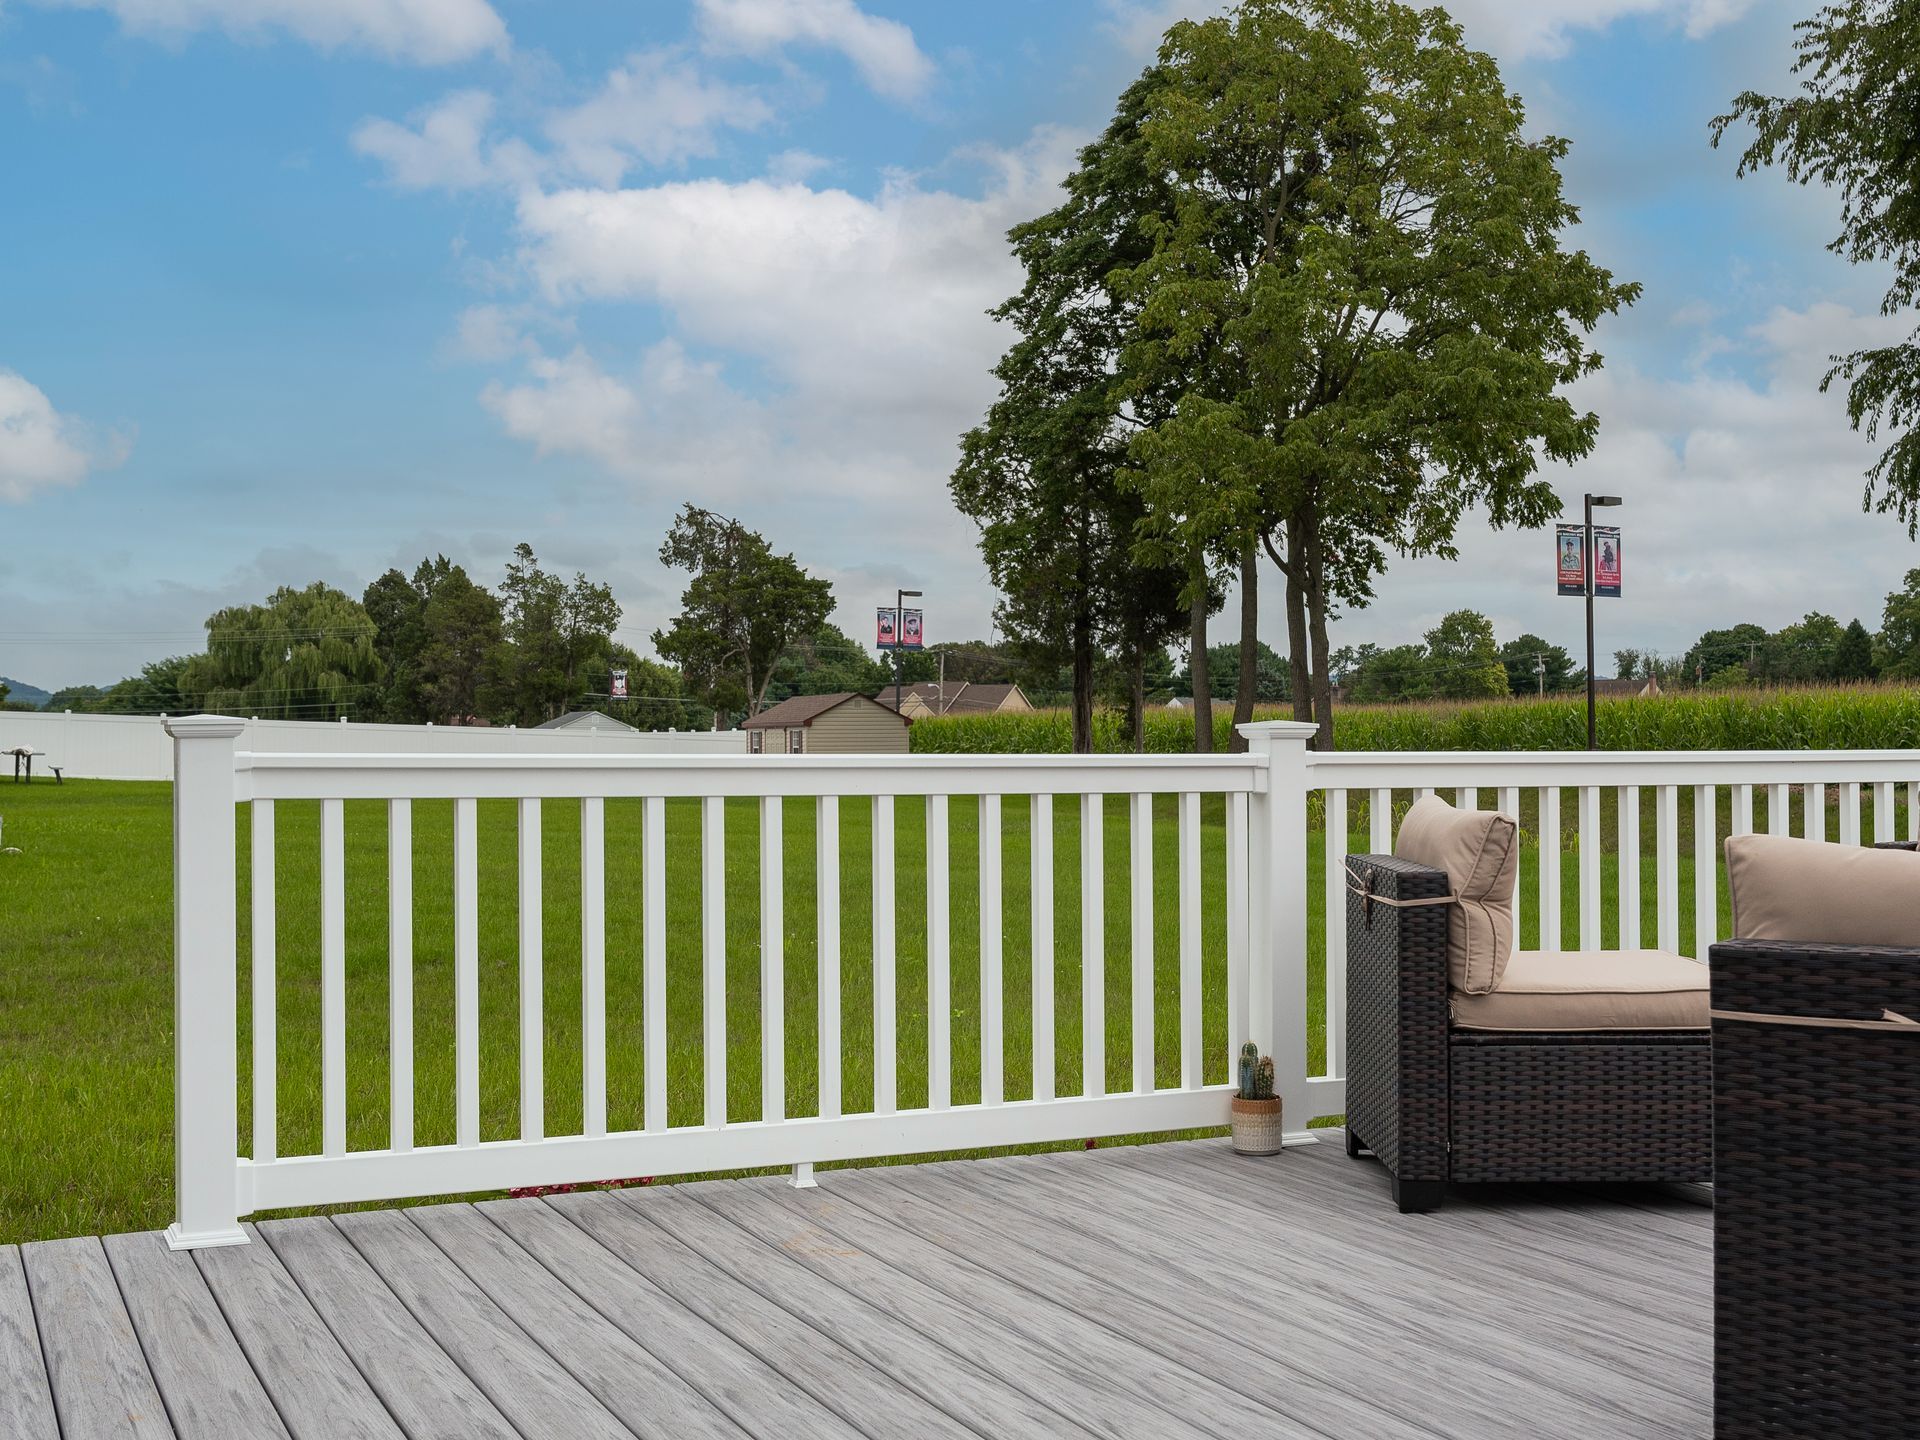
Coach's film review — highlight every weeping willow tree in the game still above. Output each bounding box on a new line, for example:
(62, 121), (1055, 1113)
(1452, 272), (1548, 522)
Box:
(182, 582), (384, 720)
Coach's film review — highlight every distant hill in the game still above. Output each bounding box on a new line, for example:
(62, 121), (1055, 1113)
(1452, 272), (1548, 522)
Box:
(0, 677), (53, 708)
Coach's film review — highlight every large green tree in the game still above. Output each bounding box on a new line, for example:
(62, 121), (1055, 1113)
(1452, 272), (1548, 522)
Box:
(953, 71), (1193, 753)
(653, 506), (833, 719)
(1118, 0), (1637, 747)
(1876, 568), (1920, 676)
(1715, 1), (1920, 532)
(1502, 634), (1576, 696)
(181, 582), (383, 719)
(1424, 609), (1508, 699)
(767, 622), (892, 704)
(490, 543), (621, 726)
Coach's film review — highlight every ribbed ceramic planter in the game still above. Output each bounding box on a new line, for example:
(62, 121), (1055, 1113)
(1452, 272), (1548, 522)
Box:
(1230, 1094), (1284, 1155)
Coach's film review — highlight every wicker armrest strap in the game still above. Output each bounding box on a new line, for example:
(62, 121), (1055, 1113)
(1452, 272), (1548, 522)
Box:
(1711, 1007), (1919, 1033)
(1345, 874), (1459, 929)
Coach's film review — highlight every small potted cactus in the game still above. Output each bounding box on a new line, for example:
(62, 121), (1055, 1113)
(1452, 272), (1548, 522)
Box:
(1230, 1042), (1283, 1155)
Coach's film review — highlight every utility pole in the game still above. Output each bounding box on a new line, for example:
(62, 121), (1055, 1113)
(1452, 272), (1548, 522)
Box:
(1585, 493), (1623, 750)
(1535, 653), (1546, 699)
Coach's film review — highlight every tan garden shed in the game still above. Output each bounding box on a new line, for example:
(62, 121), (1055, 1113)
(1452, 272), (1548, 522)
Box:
(741, 691), (911, 755)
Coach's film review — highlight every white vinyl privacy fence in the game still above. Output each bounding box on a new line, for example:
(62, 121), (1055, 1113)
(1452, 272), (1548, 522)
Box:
(0, 710), (743, 781)
(161, 715), (1920, 1248)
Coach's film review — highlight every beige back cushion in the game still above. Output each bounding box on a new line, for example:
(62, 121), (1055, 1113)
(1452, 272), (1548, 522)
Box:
(1724, 833), (1920, 947)
(1392, 795), (1519, 993)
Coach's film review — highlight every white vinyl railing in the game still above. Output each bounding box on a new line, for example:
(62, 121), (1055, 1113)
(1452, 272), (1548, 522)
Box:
(162, 716), (1320, 1249)
(162, 716), (1920, 1249)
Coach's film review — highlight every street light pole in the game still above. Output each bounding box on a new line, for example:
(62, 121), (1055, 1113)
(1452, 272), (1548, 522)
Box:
(894, 587), (921, 713)
(1584, 493), (1622, 750)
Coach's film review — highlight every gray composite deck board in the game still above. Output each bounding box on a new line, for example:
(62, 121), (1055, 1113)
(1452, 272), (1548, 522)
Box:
(405, 1201), (747, 1440)
(332, 1208), (637, 1440)
(477, 1195), (862, 1440)
(687, 1179), (1214, 1440)
(739, 1166), (1294, 1438)
(257, 1215), (520, 1440)
(833, 1162), (1416, 1440)
(21, 1235), (175, 1439)
(628, 1183), (1085, 1438)
(551, 1187), (977, 1440)
(0, 1245), (60, 1439)
(1000, 1145), (1700, 1439)
(10, 1132), (1713, 1439)
(102, 1231), (291, 1440)
(190, 1224), (404, 1440)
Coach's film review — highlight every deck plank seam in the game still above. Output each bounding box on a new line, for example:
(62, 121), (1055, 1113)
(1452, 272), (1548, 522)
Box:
(182, 1247), (304, 1440)
(257, 1216), (526, 1440)
(467, 1198), (786, 1438)
(546, 1192), (918, 1440)
(11, 1244), (62, 1440)
(823, 1165), (1361, 1440)
(994, 1145), (1703, 1434)
(628, 1185), (1095, 1440)
(330, 1211), (640, 1440)
(97, 1234), (183, 1440)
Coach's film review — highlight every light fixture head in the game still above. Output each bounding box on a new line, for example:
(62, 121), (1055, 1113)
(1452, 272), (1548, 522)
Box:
(1590, 494), (1623, 507)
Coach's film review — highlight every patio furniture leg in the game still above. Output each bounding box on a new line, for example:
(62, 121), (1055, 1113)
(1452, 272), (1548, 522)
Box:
(1345, 1128), (1367, 1158)
(1391, 1176), (1446, 1214)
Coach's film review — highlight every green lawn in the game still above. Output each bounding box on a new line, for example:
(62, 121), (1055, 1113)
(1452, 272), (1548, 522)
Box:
(1, 777), (1897, 1243)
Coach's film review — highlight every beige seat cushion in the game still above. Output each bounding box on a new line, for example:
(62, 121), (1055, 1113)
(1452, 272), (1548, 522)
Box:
(1450, 949), (1709, 1032)
(1393, 795), (1518, 994)
(1724, 833), (1920, 947)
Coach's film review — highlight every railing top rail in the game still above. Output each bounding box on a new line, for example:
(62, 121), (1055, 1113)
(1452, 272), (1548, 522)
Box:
(1307, 747), (1920, 789)
(233, 749), (1269, 801)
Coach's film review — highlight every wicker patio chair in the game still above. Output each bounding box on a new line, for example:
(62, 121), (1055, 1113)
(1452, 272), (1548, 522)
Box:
(1709, 838), (1919, 1437)
(1343, 852), (1713, 1213)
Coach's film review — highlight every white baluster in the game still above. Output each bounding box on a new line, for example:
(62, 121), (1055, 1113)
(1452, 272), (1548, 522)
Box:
(581, 797), (605, 1140)
(702, 795), (727, 1128)
(642, 796), (667, 1132)
(252, 799), (276, 1164)
(454, 797), (479, 1148)
(1655, 787), (1679, 955)
(760, 796), (784, 1124)
(872, 795), (897, 1116)
(1323, 789), (1348, 1078)
(1178, 792), (1203, 1091)
(321, 798), (346, 1158)
(387, 799), (411, 1154)
(1129, 792), (1154, 1095)
(1080, 793), (1104, 1099)
(817, 796), (841, 1121)
(1693, 785), (1716, 960)
(518, 797), (543, 1143)
(1030, 794), (1055, 1103)
(1539, 786), (1561, 952)
(980, 794), (1004, 1107)
(927, 794), (951, 1111)
(1616, 786), (1639, 950)
(1578, 786), (1602, 951)
(1499, 786), (1522, 954)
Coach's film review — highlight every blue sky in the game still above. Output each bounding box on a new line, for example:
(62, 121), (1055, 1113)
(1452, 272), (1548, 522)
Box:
(1, 0), (1911, 690)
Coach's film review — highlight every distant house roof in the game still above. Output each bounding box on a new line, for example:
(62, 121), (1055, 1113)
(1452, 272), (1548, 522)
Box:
(742, 692), (910, 729)
(881, 681), (1029, 716)
(534, 710), (639, 733)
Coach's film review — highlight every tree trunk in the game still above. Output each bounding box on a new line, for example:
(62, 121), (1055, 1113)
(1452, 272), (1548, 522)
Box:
(1304, 516), (1335, 752)
(1189, 577), (1213, 754)
(1121, 648), (1136, 748)
(1230, 539), (1258, 753)
(1279, 518), (1313, 727)
(1070, 607), (1095, 754)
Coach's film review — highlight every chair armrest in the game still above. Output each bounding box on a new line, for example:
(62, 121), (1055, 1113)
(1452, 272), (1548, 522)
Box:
(1344, 854), (1452, 1186)
(1708, 938), (1920, 1022)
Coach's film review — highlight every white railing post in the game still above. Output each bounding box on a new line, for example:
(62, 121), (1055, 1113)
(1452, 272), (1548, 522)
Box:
(165, 715), (248, 1250)
(1240, 720), (1320, 1144)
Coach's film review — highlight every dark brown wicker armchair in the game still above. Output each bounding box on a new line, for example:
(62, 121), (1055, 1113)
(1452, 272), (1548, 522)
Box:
(1343, 854), (1713, 1213)
(1709, 931), (1920, 1437)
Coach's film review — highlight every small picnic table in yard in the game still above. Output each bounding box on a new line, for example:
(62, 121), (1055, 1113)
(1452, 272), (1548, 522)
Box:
(7, 747), (58, 782)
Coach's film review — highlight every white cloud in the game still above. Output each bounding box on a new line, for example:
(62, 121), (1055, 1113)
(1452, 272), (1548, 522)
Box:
(0, 370), (128, 504)
(766, 147), (830, 183)
(356, 54), (771, 192)
(1443, 0), (1760, 60)
(1104, 0), (1757, 63)
(351, 89), (508, 191)
(513, 127), (1081, 420)
(35, 0), (508, 65)
(695, 0), (934, 102)
(1328, 301), (1920, 666)
(544, 51), (775, 186)
(481, 340), (777, 500)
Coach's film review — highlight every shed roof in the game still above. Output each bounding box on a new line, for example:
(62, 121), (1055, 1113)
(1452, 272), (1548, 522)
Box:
(534, 710), (639, 732)
(742, 692), (910, 729)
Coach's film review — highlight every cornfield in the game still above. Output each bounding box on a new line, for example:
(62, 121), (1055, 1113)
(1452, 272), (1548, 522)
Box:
(907, 687), (1920, 754)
